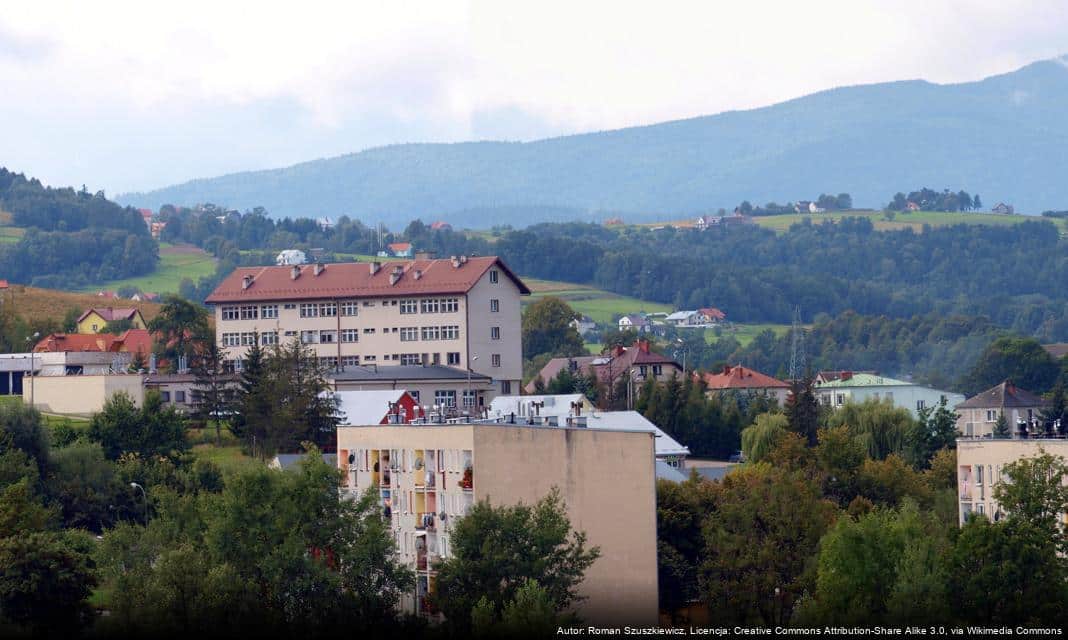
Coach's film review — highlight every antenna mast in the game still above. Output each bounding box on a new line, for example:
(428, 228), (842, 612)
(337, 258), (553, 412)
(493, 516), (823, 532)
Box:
(788, 306), (807, 381)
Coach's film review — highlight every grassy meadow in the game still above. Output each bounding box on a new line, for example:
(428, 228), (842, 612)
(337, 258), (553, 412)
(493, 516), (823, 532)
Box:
(81, 243), (217, 295)
(524, 278), (673, 324)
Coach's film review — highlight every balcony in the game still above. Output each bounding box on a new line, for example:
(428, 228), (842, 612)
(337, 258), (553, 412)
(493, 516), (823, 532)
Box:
(415, 512), (437, 532)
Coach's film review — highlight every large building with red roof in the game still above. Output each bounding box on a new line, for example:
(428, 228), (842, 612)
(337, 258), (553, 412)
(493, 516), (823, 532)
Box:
(700, 364), (791, 405)
(206, 256), (529, 404)
(34, 329), (153, 356)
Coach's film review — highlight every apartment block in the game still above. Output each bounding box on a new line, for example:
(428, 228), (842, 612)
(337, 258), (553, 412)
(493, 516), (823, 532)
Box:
(336, 421), (659, 625)
(205, 256), (529, 400)
(956, 438), (1068, 525)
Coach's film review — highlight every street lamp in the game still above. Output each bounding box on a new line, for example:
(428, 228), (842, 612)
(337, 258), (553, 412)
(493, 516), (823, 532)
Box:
(674, 337), (688, 378)
(25, 332), (39, 407)
(466, 355), (479, 418)
(130, 482), (148, 523)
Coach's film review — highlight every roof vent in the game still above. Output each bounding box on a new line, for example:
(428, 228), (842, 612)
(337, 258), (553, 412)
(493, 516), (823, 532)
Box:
(459, 255), (468, 264)
(389, 271), (403, 286)
(413, 269), (423, 280)
(290, 265), (301, 280)
(369, 262), (381, 275)
(241, 275), (254, 290)
(313, 263), (325, 276)
(450, 255), (460, 268)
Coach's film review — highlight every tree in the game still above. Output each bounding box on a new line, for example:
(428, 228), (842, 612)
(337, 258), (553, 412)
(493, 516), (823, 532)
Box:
(46, 440), (131, 531)
(0, 531), (97, 635)
(432, 489), (600, 632)
(87, 391), (188, 460)
(993, 451), (1068, 543)
(190, 337), (235, 443)
(521, 297), (585, 360)
(909, 396), (959, 468)
(825, 399), (914, 460)
(992, 411), (1010, 438)
(0, 402), (49, 474)
(700, 465), (836, 625)
(471, 579), (563, 638)
(961, 336), (1060, 396)
(740, 413), (788, 462)
(656, 475), (717, 617)
(148, 295), (210, 372)
(785, 375), (820, 446)
(1041, 380), (1067, 436)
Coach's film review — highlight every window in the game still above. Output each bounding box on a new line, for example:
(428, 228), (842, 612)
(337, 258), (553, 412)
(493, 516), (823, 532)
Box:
(320, 356), (338, 369)
(421, 326), (440, 341)
(977, 465), (984, 484)
(447, 352), (461, 365)
(462, 390), (476, 408)
(320, 302), (337, 317)
(160, 391), (171, 402)
(490, 299), (499, 313)
(301, 330), (319, 344)
(319, 330), (337, 344)
(240, 332), (257, 346)
(410, 390), (420, 403)
(835, 394), (845, 406)
(261, 305), (278, 319)
(341, 329), (359, 343)
(362, 301), (375, 307)
(175, 390), (186, 404)
(363, 328), (376, 335)
(221, 306), (239, 321)
(299, 303), (319, 318)
(491, 327), (500, 340)
(340, 301), (359, 316)
(501, 380), (512, 394)
(91, 324), (98, 331)
(653, 364), (662, 376)
(442, 298), (459, 312)
(441, 325), (460, 340)
(400, 327), (420, 342)
(239, 305), (258, 320)
(400, 299), (418, 314)
(261, 331), (278, 346)
(421, 299), (440, 314)
(222, 333), (240, 347)
(987, 410), (997, 421)
(401, 354), (421, 365)
(364, 355), (376, 362)
(283, 303), (297, 310)
(917, 399), (926, 411)
(491, 354), (501, 367)
(435, 390), (456, 407)
(489, 270), (499, 284)
(639, 365), (648, 377)
(284, 330), (297, 337)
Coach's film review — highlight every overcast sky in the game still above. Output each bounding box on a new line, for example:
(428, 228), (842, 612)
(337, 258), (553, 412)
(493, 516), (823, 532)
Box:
(2, 1), (1067, 194)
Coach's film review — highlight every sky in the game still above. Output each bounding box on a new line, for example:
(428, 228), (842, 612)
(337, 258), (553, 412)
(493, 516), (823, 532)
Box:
(1, 0), (1067, 195)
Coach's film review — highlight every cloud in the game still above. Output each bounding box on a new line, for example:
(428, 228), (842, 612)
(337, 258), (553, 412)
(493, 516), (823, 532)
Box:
(1, 1), (1068, 193)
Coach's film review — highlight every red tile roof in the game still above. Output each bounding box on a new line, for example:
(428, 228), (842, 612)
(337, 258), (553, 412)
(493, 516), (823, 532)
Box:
(139, 208), (153, 219)
(525, 340), (681, 393)
(698, 307), (726, 320)
(34, 329), (152, 354)
(430, 221), (452, 230)
(702, 365), (789, 390)
(0, 280), (7, 289)
(388, 242), (412, 252)
(77, 307), (142, 324)
(205, 256), (530, 304)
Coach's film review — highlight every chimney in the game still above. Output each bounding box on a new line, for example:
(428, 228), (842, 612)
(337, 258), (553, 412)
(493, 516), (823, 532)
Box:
(1005, 380), (1015, 395)
(242, 275), (253, 290)
(723, 364), (731, 375)
(840, 371), (853, 381)
(637, 338), (650, 353)
(413, 269), (423, 280)
(389, 267), (403, 286)
(369, 261), (381, 275)
(290, 265), (301, 280)
(450, 255), (461, 268)
(313, 263), (325, 276)
(459, 254), (468, 264)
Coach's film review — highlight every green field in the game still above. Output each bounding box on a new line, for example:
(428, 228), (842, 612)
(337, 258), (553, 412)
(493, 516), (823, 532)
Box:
(706, 323), (792, 347)
(81, 243), (217, 295)
(0, 225), (24, 243)
(751, 210), (1068, 234)
(524, 278), (673, 325)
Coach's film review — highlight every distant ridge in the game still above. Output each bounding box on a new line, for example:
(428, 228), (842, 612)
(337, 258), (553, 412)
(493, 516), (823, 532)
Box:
(119, 57), (1068, 227)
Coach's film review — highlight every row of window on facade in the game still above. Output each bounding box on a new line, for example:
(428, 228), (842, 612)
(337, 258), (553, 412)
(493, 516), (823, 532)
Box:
(220, 297), (504, 321)
(222, 351), (503, 373)
(221, 324), (477, 347)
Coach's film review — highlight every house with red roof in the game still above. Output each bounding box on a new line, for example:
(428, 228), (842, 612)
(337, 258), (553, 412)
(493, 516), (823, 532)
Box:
(526, 339), (682, 403)
(387, 242), (413, 258)
(700, 364), (791, 405)
(34, 329), (153, 358)
(77, 307), (148, 334)
(696, 307), (726, 323)
(429, 221), (452, 231)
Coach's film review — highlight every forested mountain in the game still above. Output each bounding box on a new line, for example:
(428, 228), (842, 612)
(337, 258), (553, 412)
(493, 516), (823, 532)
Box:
(120, 57), (1068, 226)
(0, 168), (157, 287)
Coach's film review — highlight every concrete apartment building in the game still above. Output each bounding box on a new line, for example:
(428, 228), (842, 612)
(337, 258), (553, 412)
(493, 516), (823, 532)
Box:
(205, 256), (530, 404)
(957, 438), (1068, 525)
(336, 421), (659, 625)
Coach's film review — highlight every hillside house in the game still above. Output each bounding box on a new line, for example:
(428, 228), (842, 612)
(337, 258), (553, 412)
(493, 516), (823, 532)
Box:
(570, 315), (597, 335)
(694, 215), (720, 230)
(429, 221), (452, 231)
(77, 307), (147, 334)
(696, 307), (726, 324)
(618, 314), (651, 333)
(991, 202), (1015, 215)
(665, 310), (700, 327)
(387, 242), (414, 258)
(275, 249), (308, 266)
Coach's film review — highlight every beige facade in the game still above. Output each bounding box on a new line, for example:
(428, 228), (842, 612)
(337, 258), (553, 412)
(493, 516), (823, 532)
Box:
(956, 405), (1043, 438)
(336, 423), (659, 625)
(25, 374), (144, 415)
(956, 439), (1068, 525)
(210, 259), (525, 396)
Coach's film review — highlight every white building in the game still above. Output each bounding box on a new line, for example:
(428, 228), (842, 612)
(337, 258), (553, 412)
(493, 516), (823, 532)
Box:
(815, 372), (964, 419)
(275, 249), (308, 266)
